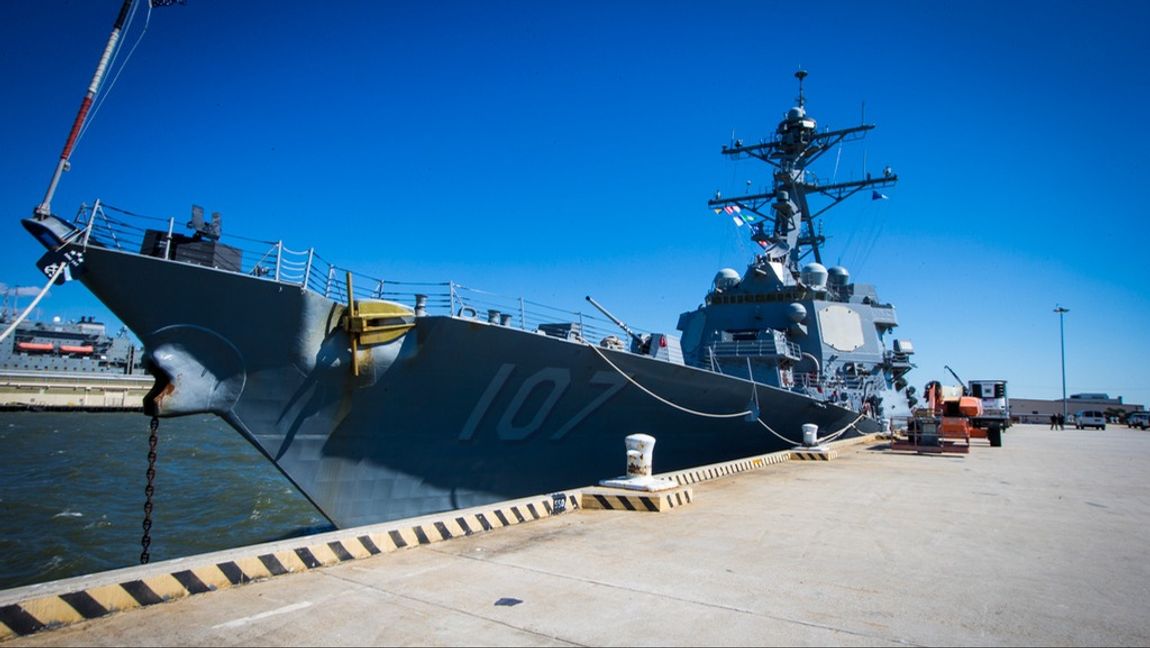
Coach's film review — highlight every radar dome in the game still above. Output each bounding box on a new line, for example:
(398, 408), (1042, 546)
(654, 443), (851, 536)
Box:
(787, 106), (806, 120)
(828, 266), (850, 285)
(713, 268), (741, 292)
(786, 302), (807, 323)
(800, 263), (828, 289)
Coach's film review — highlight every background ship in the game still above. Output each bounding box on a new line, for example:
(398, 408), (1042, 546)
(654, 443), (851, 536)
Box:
(1, 287), (147, 410)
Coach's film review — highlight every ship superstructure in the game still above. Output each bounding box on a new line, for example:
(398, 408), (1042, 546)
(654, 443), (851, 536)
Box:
(677, 70), (913, 417)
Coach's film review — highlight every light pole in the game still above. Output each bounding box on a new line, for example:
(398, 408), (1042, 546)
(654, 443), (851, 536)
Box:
(1054, 306), (1069, 422)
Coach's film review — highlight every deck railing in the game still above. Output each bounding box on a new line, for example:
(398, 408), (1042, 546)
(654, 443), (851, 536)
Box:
(71, 201), (642, 343)
(708, 338), (802, 362)
(65, 202), (906, 401)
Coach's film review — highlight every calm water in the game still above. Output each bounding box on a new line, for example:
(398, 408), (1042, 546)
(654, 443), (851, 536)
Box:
(0, 412), (333, 590)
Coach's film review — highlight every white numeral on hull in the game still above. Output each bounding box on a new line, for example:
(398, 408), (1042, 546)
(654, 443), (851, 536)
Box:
(459, 365), (627, 442)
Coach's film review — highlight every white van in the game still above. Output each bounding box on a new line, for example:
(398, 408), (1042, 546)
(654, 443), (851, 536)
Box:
(1127, 412), (1149, 430)
(1074, 410), (1106, 430)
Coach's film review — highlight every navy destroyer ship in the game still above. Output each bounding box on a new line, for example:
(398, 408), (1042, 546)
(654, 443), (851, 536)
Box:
(18, 1), (914, 528)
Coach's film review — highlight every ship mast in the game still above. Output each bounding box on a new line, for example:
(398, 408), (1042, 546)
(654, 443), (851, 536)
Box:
(708, 70), (897, 270)
(33, 0), (136, 220)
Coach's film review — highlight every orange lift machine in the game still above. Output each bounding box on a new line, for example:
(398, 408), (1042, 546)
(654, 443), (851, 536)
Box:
(891, 379), (1002, 454)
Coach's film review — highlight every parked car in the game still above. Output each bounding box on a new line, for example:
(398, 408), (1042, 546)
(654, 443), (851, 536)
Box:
(1128, 412), (1149, 430)
(1074, 410), (1107, 430)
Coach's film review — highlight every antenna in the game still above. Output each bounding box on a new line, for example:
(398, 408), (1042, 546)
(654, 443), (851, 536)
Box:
(794, 69), (808, 108)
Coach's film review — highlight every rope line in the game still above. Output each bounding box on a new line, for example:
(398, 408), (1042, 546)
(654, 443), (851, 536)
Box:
(586, 342), (871, 445)
(754, 416), (800, 445)
(0, 265), (67, 344)
(815, 413), (867, 443)
(587, 343), (751, 419)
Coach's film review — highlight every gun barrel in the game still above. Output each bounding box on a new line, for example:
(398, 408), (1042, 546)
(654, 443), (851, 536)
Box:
(585, 296), (643, 346)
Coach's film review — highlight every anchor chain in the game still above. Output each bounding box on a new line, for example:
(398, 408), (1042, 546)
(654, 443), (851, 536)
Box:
(140, 415), (159, 564)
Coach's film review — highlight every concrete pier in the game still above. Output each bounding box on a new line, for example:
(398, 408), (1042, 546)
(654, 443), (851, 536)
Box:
(3, 424), (1148, 646)
(0, 372), (150, 411)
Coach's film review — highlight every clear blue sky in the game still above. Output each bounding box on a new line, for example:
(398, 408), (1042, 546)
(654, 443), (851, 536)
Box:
(2, 0), (1148, 406)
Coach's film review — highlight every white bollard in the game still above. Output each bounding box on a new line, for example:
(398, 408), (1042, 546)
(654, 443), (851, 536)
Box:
(600, 433), (677, 492)
(802, 423), (819, 446)
(625, 434), (655, 478)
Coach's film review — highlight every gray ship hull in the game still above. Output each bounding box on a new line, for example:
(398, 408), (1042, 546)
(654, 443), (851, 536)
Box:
(61, 242), (877, 528)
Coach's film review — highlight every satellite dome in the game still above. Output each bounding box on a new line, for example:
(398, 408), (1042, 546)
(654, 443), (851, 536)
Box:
(786, 302), (807, 323)
(787, 106), (805, 120)
(828, 266), (850, 285)
(713, 268), (741, 292)
(800, 263), (828, 289)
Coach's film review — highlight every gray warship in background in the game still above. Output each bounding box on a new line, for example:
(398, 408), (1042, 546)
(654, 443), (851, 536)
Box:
(1, 286), (146, 410)
(18, 3), (915, 529)
(0, 306), (141, 376)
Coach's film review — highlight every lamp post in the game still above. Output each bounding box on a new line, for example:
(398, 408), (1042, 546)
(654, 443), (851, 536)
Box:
(1054, 306), (1069, 422)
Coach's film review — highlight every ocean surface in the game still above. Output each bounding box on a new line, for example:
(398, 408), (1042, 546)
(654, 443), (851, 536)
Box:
(0, 411), (333, 591)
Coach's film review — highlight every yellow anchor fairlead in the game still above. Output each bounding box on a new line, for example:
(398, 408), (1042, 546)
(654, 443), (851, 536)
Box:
(342, 272), (415, 376)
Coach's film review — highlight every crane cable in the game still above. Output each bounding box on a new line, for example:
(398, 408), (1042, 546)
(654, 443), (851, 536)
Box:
(76, 0), (152, 147)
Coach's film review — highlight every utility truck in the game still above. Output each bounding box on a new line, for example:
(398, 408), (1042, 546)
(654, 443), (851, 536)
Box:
(966, 377), (1011, 435)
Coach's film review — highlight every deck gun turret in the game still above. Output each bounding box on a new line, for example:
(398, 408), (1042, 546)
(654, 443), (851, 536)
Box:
(585, 296), (649, 353)
(585, 296), (685, 365)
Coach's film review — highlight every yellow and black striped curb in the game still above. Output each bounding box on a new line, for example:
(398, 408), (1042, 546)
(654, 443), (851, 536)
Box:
(658, 450), (792, 485)
(579, 487), (694, 512)
(790, 433), (880, 461)
(650, 433), (879, 485)
(790, 449), (840, 461)
(0, 491), (581, 641)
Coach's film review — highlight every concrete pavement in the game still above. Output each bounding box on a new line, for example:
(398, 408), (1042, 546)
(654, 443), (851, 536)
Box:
(4, 424), (1149, 646)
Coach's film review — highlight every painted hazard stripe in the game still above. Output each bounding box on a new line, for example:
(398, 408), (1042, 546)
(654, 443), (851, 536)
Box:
(0, 490), (581, 640)
(789, 433), (879, 461)
(580, 488), (693, 512)
(0, 605), (44, 637)
(790, 450), (840, 461)
(661, 450), (792, 486)
(171, 570), (212, 595)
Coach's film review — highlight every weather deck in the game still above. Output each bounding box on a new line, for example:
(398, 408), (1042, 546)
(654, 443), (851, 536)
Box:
(2, 424), (1148, 646)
